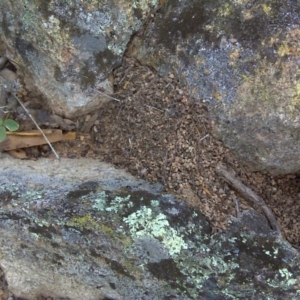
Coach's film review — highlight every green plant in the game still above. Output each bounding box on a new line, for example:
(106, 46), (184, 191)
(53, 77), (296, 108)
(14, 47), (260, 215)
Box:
(0, 117), (19, 142)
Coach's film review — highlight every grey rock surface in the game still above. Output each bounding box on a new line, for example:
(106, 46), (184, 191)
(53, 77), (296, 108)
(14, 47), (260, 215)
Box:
(0, 155), (299, 299)
(0, 0), (159, 118)
(129, 0), (300, 175)
(0, 68), (20, 119)
(1, 0), (300, 175)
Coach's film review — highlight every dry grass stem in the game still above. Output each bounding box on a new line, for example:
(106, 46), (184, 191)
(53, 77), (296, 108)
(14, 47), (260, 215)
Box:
(199, 134), (209, 142)
(13, 94), (60, 160)
(93, 88), (121, 102)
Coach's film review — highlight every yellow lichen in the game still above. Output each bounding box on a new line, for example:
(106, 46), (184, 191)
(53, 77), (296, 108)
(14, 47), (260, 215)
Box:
(262, 4), (272, 15)
(218, 3), (233, 17)
(67, 215), (132, 247)
(67, 215), (101, 231)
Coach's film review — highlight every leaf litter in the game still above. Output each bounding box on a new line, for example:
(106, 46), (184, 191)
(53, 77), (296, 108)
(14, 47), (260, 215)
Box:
(14, 58), (300, 249)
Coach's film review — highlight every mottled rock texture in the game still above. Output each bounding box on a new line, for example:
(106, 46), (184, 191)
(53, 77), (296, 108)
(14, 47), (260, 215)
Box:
(0, 155), (299, 299)
(1, 0), (300, 174)
(0, 0), (158, 117)
(130, 0), (300, 175)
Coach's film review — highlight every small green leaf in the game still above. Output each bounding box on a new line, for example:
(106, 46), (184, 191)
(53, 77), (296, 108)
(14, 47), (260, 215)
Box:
(3, 119), (19, 131)
(0, 126), (7, 143)
(0, 118), (3, 126)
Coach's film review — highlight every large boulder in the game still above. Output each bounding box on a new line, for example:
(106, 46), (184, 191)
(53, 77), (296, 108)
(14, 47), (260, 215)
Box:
(128, 0), (300, 175)
(0, 155), (299, 299)
(0, 0), (159, 118)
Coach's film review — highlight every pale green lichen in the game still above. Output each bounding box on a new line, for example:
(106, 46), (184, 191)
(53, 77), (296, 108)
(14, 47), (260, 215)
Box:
(106, 195), (133, 213)
(279, 268), (294, 280)
(92, 191), (108, 211)
(2, 182), (298, 298)
(123, 206), (188, 256)
(91, 192), (188, 256)
(267, 267), (297, 288)
(175, 253), (239, 291)
(150, 200), (159, 207)
(32, 219), (50, 227)
(29, 232), (40, 240)
(17, 190), (44, 209)
(132, 0), (158, 10)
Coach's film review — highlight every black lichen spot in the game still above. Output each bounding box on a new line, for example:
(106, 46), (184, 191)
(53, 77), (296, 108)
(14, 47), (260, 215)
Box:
(33, 0), (51, 19)
(51, 253), (64, 266)
(133, 8), (143, 19)
(80, 64), (96, 89)
(95, 48), (119, 74)
(109, 282), (116, 289)
(105, 258), (135, 280)
(155, 0), (209, 52)
(1, 14), (10, 37)
(90, 248), (103, 258)
(54, 65), (66, 83)
(65, 222), (92, 235)
(0, 190), (14, 205)
(213, 232), (296, 288)
(153, 0), (299, 64)
(159, 195), (211, 242)
(90, 245), (111, 257)
(163, 295), (177, 300)
(147, 258), (186, 282)
(147, 259), (191, 296)
(66, 189), (93, 201)
(15, 37), (39, 62)
(78, 181), (99, 192)
(4, 213), (30, 224)
(20, 243), (29, 249)
(51, 242), (60, 248)
(27, 224), (57, 239)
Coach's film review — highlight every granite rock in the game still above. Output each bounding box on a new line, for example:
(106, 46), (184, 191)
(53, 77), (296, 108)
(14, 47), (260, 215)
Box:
(0, 155), (299, 299)
(129, 0), (300, 175)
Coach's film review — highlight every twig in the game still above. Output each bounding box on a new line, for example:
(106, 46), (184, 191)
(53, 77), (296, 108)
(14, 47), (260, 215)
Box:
(232, 195), (240, 219)
(199, 134), (209, 142)
(92, 88), (165, 113)
(92, 88), (121, 102)
(216, 164), (282, 238)
(0, 105), (10, 115)
(12, 94), (60, 160)
(81, 111), (99, 133)
(162, 150), (168, 184)
(144, 104), (164, 112)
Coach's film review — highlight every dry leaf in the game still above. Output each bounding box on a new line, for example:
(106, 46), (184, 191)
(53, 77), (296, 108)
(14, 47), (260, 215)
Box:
(7, 149), (28, 159)
(201, 183), (212, 196)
